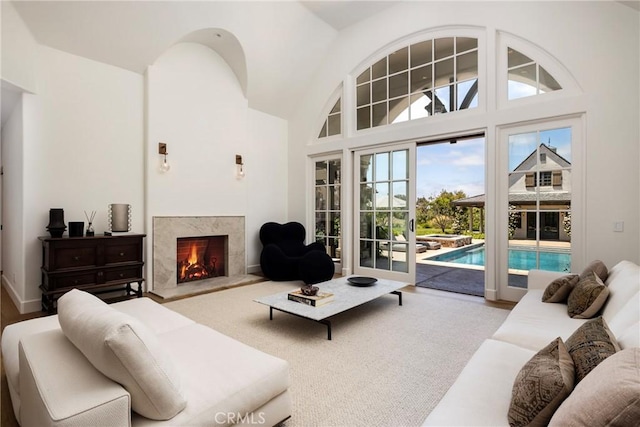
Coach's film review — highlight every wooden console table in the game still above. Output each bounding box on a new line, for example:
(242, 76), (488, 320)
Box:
(39, 233), (146, 313)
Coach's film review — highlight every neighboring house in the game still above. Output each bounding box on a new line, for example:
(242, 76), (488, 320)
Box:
(455, 143), (571, 242)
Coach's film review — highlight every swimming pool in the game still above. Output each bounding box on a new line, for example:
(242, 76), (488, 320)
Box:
(429, 244), (571, 272)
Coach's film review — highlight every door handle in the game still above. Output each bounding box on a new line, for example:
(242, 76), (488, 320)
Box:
(409, 219), (415, 232)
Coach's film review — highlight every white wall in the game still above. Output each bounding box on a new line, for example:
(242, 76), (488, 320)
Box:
(0, 1), (38, 92)
(145, 42), (288, 285)
(1, 95), (25, 308)
(14, 46), (144, 312)
(288, 1), (639, 271)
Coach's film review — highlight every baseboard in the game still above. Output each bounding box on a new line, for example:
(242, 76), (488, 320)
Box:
(484, 288), (498, 301)
(247, 264), (262, 275)
(1, 275), (41, 314)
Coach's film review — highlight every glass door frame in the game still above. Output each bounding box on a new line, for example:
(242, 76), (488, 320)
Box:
(497, 115), (585, 302)
(352, 142), (417, 284)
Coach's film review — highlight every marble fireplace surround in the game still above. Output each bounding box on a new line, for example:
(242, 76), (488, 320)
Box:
(151, 216), (260, 299)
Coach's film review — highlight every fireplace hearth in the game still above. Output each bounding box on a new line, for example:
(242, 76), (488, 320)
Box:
(177, 236), (226, 284)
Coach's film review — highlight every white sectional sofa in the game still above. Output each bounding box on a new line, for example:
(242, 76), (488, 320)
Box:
(423, 260), (640, 426)
(2, 290), (292, 427)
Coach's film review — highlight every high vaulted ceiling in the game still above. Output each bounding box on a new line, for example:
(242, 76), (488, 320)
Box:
(7, 0), (401, 119)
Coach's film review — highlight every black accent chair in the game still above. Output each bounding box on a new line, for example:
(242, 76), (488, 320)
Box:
(259, 222), (335, 284)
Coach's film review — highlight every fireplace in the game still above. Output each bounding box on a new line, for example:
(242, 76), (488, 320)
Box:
(152, 216), (247, 293)
(176, 236), (227, 284)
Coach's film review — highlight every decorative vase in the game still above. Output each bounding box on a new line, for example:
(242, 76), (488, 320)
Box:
(109, 204), (131, 232)
(46, 208), (66, 238)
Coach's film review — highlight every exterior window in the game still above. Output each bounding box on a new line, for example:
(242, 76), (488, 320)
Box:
(508, 48), (561, 100)
(355, 37), (478, 130)
(315, 159), (341, 261)
(538, 171), (552, 186)
(507, 128), (572, 281)
(318, 98), (342, 138)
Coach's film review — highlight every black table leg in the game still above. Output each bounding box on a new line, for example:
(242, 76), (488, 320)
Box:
(392, 290), (403, 306)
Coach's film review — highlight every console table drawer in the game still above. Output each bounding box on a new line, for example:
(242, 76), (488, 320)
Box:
(105, 241), (141, 265)
(44, 271), (98, 290)
(104, 267), (142, 283)
(51, 246), (97, 269)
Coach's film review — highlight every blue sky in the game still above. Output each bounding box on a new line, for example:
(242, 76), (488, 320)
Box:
(416, 127), (572, 199)
(417, 137), (485, 199)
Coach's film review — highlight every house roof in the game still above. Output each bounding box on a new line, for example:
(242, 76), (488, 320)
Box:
(453, 191), (571, 207)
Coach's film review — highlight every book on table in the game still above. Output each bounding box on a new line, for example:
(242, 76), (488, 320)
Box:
(287, 290), (334, 307)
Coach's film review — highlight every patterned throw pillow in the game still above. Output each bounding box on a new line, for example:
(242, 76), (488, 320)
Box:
(542, 275), (579, 303)
(567, 272), (609, 318)
(549, 348), (640, 426)
(508, 337), (575, 427)
(565, 316), (620, 384)
(579, 259), (608, 282)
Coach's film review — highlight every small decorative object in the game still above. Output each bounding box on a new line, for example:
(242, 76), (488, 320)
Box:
(84, 210), (96, 236)
(109, 204), (131, 232)
(301, 285), (319, 296)
(46, 208), (66, 238)
(347, 276), (378, 287)
(68, 221), (84, 237)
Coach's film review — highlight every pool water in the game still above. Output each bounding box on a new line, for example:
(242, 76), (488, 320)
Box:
(430, 245), (571, 272)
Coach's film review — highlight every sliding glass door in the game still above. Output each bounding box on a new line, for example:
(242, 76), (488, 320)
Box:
(353, 144), (416, 283)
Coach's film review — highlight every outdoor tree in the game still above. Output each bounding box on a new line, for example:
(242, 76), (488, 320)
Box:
(451, 206), (468, 234)
(427, 189), (467, 233)
(416, 196), (430, 228)
(508, 204), (519, 239)
(563, 210), (571, 238)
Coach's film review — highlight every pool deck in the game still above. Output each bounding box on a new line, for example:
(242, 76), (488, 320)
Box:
(414, 238), (570, 296)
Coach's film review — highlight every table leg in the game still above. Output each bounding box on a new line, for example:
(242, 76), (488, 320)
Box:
(320, 319), (332, 340)
(392, 290), (403, 306)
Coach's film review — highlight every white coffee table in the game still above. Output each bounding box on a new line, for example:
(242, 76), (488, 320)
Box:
(253, 276), (407, 340)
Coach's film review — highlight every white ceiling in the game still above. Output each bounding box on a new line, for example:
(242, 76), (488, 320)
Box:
(300, 1), (397, 30)
(7, 0), (400, 119)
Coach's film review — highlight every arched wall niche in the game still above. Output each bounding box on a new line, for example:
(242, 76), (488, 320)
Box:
(163, 27), (248, 98)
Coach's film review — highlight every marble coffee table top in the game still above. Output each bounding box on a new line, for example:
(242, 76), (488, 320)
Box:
(254, 276), (408, 321)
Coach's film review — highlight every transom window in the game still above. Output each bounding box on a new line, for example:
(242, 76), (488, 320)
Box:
(318, 98), (342, 139)
(355, 37), (478, 130)
(508, 48), (561, 100)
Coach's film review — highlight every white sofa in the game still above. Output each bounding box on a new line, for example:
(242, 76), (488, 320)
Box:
(423, 260), (640, 426)
(2, 291), (292, 426)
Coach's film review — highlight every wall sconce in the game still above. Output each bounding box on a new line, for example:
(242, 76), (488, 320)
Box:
(235, 154), (245, 179)
(159, 142), (170, 172)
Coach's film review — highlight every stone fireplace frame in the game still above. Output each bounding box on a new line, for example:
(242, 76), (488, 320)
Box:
(152, 216), (246, 291)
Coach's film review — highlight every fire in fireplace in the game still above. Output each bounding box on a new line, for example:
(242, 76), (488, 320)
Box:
(176, 236), (227, 284)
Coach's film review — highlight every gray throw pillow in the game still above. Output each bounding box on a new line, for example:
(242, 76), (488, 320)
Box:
(508, 337), (575, 427)
(549, 348), (640, 426)
(567, 271), (609, 319)
(565, 316), (620, 384)
(579, 259), (608, 282)
(542, 275), (579, 303)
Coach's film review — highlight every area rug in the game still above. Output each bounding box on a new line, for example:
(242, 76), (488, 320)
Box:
(164, 281), (510, 427)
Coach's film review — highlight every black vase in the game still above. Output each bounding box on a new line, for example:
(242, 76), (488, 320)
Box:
(47, 208), (66, 238)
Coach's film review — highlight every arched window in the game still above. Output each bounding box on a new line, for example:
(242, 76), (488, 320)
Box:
(355, 37), (479, 130)
(318, 98), (342, 139)
(507, 48), (561, 100)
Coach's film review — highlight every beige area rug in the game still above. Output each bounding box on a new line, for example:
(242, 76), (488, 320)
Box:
(164, 281), (510, 427)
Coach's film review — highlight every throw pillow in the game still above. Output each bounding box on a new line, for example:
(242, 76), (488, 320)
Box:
(508, 337), (575, 427)
(565, 316), (620, 384)
(549, 348), (640, 426)
(579, 259), (608, 282)
(542, 275), (579, 303)
(567, 271), (609, 318)
(58, 289), (187, 420)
